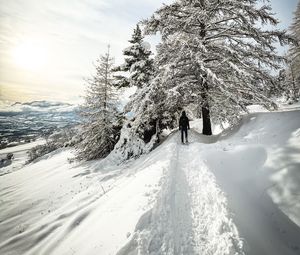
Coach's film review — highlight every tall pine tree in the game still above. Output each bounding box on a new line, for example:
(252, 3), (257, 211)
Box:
(114, 25), (154, 89)
(75, 47), (121, 161)
(143, 0), (292, 135)
(285, 0), (300, 101)
(111, 26), (162, 160)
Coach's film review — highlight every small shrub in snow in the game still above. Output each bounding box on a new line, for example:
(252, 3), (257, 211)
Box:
(6, 153), (14, 160)
(26, 128), (77, 163)
(27, 142), (58, 163)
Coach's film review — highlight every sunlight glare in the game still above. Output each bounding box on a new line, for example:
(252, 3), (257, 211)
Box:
(12, 40), (48, 71)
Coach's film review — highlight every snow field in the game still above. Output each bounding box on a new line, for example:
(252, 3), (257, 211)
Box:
(1, 108), (300, 255)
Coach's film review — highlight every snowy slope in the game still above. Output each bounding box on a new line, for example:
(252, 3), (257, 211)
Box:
(0, 141), (169, 255)
(0, 108), (300, 255)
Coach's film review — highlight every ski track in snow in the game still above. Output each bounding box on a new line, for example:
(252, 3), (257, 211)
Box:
(118, 132), (244, 255)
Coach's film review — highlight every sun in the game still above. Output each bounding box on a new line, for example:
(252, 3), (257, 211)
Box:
(12, 40), (47, 71)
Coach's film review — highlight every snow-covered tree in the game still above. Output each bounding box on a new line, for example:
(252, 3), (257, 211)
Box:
(112, 72), (182, 160)
(284, 0), (300, 102)
(111, 26), (164, 160)
(75, 47), (122, 161)
(114, 25), (154, 89)
(112, 39), (187, 160)
(142, 0), (292, 135)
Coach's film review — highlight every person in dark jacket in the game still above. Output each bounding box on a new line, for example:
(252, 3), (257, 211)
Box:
(179, 111), (190, 144)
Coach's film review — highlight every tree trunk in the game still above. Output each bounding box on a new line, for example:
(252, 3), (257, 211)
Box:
(200, 73), (212, 135)
(197, 14), (212, 135)
(290, 65), (297, 101)
(202, 102), (212, 135)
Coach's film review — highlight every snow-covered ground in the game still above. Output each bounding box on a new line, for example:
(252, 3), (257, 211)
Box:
(0, 106), (300, 255)
(0, 140), (45, 176)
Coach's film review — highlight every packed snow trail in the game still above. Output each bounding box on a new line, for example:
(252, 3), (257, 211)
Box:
(117, 132), (244, 255)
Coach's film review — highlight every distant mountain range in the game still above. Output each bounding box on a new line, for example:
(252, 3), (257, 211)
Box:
(12, 100), (72, 108)
(0, 100), (80, 148)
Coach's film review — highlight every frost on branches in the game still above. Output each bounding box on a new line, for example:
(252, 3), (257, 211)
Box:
(112, 27), (187, 160)
(113, 25), (154, 89)
(111, 26), (165, 160)
(112, 74), (182, 160)
(142, 0), (292, 135)
(75, 47), (122, 161)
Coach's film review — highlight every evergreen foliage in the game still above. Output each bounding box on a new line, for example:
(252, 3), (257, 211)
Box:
(141, 0), (292, 135)
(112, 74), (180, 160)
(284, 1), (300, 102)
(75, 47), (122, 161)
(111, 26), (163, 160)
(113, 25), (154, 89)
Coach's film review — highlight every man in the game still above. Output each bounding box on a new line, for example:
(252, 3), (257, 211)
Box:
(179, 111), (190, 144)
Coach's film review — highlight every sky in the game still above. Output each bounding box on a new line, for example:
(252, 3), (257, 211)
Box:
(0, 0), (298, 104)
